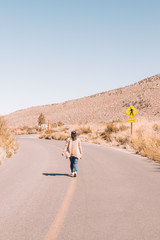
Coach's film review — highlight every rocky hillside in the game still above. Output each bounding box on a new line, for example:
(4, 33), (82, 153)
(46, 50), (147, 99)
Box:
(4, 74), (160, 127)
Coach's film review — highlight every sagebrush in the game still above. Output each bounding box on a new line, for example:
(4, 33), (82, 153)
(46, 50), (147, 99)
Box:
(0, 117), (18, 159)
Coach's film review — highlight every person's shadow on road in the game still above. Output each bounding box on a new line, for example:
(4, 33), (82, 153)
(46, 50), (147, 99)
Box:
(42, 173), (72, 177)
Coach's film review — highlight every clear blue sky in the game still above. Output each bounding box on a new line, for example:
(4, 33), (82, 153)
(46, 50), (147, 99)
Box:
(0, 0), (159, 115)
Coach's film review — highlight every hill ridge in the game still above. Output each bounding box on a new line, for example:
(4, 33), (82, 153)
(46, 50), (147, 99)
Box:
(4, 74), (160, 127)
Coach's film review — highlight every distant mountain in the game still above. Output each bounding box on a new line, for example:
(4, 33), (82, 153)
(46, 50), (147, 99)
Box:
(4, 74), (160, 127)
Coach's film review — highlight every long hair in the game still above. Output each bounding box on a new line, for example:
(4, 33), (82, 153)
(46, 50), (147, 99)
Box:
(71, 131), (77, 141)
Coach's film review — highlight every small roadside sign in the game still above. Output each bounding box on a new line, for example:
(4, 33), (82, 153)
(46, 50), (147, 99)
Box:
(125, 105), (138, 118)
(125, 105), (138, 136)
(128, 118), (136, 123)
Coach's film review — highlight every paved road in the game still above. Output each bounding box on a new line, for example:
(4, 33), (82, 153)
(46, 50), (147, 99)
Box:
(0, 136), (160, 240)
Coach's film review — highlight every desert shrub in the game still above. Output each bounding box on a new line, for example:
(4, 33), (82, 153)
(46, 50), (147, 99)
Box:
(105, 123), (119, 134)
(20, 125), (29, 130)
(117, 136), (129, 145)
(39, 134), (51, 140)
(152, 123), (160, 132)
(13, 125), (39, 135)
(59, 126), (70, 133)
(52, 132), (68, 141)
(51, 122), (57, 128)
(23, 126), (38, 134)
(39, 128), (69, 141)
(77, 126), (92, 135)
(39, 129), (56, 140)
(0, 117), (18, 158)
(100, 123), (119, 142)
(100, 131), (112, 142)
(57, 121), (64, 127)
(131, 129), (160, 162)
(119, 124), (129, 132)
(44, 129), (56, 134)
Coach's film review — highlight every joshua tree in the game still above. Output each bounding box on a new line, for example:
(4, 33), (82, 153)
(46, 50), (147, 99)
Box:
(38, 113), (46, 126)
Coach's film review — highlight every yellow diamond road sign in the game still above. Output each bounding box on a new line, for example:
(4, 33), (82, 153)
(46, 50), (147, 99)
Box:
(125, 105), (138, 118)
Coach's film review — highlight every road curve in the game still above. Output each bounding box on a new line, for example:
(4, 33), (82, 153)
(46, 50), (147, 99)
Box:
(0, 136), (160, 240)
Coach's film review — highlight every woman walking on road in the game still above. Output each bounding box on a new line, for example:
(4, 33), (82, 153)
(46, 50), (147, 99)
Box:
(62, 131), (83, 177)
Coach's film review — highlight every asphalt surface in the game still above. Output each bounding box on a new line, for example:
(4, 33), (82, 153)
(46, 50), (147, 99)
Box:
(0, 136), (160, 240)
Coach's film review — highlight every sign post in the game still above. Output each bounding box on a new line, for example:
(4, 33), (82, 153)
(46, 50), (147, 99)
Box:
(48, 120), (50, 131)
(125, 105), (138, 136)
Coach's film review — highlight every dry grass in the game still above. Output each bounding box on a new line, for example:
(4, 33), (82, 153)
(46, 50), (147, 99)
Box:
(101, 123), (119, 142)
(39, 129), (56, 140)
(0, 117), (18, 162)
(98, 120), (160, 162)
(52, 132), (69, 141)
(12, 125), (39, 135)
(76, 125), (92, 135)
(39, 127), (69, 140)
(131, 121), (160, 162)
(39, 119), (160, 163)
(57, 121), (64, 127)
